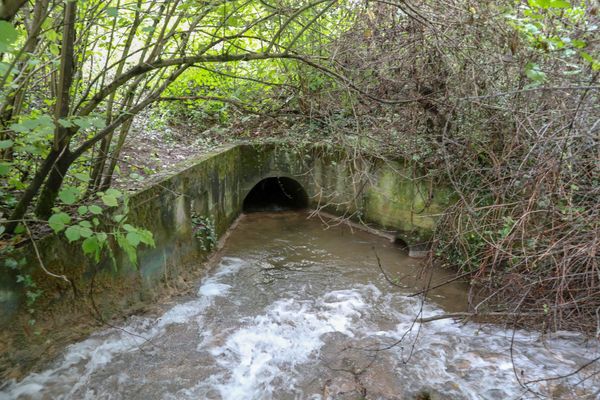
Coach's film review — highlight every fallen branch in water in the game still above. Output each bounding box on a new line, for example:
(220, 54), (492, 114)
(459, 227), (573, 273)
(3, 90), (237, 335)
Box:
(418, 312), (543, 323)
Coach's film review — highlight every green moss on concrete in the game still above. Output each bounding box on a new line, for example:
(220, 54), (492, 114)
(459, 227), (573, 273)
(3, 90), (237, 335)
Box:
(361, 162), (451, 240)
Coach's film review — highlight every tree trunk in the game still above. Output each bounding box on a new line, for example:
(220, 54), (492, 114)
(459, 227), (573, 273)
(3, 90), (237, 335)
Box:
(34, 151), (74, 219)
(100, 117), (134, 191)
(7, 0), (77, 223)
(6, 150), (59, 232)
(0, 0), (28, 21)
(89, 135), (112, 191)
(31, 0), (77, 218)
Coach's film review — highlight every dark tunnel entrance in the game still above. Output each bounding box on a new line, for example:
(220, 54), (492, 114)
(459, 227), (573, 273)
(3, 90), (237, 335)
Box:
(243, 177), (309, 212)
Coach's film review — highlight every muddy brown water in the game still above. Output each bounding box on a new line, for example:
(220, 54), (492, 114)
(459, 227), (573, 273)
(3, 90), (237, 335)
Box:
(1, 211), (599, 399)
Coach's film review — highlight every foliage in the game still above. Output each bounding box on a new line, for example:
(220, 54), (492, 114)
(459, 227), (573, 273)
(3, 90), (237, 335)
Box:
(1, 247), (41, 326)
(0, 0), (352, 233)
(48, 187), (155, 265)
(191, 213), (217, 252)
(0, 0), (348, 295)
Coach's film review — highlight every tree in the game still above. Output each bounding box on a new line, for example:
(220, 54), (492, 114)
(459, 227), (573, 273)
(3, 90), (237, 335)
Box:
(0, 0), (352, 232)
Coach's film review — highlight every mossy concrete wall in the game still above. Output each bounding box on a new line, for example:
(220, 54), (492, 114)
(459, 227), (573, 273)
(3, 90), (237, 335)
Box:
(0, 142), (453, 379)
(0, 145), (244, 379)
(238, 143), (453, 247)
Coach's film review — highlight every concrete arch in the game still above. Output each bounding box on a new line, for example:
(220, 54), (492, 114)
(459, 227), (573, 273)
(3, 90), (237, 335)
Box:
(240, 169), (310, 202)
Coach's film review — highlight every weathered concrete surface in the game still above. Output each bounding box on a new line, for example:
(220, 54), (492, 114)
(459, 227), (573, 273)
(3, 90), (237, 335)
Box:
(0, 142), (453, 380)
(238, 144), (453, 245)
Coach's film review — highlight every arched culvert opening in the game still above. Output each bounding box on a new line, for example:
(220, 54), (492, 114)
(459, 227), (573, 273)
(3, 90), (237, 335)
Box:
(243, 177), (308, 212)
(393, 237), (409, 252)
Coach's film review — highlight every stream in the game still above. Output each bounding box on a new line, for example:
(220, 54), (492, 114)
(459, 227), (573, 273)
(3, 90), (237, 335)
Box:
(1, 211), (599, 399)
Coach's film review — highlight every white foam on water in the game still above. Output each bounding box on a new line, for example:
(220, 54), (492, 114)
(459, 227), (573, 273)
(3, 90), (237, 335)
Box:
(181, 286), (375, 400)
(2, 252), (599, 400)
(0, 329), (150, 400)
(198, 282), (232, 297)
(0, 257), (247, 400)
(361, 292), (600, 399)
(211, 257), (246, 278)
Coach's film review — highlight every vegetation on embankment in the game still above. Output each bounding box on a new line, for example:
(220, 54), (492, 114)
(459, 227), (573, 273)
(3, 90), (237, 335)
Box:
(0, 1), (598, 333)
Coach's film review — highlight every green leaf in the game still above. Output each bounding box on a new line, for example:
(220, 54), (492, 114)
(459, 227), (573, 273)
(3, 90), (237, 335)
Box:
(14, 224), (25, 234)
(11, 115), (55, 134)
(548, 0), (571, 8)
(581, 51), (594, 63)
(0, 140), (13, 149)
(78, 220), (92, 228)
(525, 62), (546, 83)
(90, 117), (106, 129)
(73, 117), (92, 129)
(59, 186), (80, 205)
(48, 212), (71, 233)
(0, 61), (10, 75)
(89, 205), (103, 215)
(123, 224), (136, 232)
(116, 232), (137, 265)
(77, 206), (88, 215)
(72, 116), (106, 130)
(4, 258), (18, 270)
(65, 226), (81, 242)
(96, 232), (107, 243)
(105, 188), (122, 198)
(138, 229), (155, 247)
(45, 29), (58, 41)
(106, 7), (119, 17)
(65, 225), (93, 242)
(82, 236), (100, 256)
(78, 226), (93, 238)
(528, 0), (571, 8)
(101, 194), (118, 207)
(81, 236), (97, 252)
(580, 52), (600, 71)
(126, 231), (141, 246)
(0, 21), (19, 52)
(0, 162), (11, 176)
(73, 172), (90, 182)
(58, 118), (75, 128)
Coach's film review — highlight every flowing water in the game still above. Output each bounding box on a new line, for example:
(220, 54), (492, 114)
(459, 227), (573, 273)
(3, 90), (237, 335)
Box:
(1, 211), (599, 399)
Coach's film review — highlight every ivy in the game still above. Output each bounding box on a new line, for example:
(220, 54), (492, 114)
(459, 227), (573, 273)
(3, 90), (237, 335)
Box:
(191, 213), (217, 252)
(1, 248), (41, 326)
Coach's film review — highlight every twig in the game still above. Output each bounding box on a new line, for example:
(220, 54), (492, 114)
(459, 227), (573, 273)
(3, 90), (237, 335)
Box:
(24, 222), (70, 283)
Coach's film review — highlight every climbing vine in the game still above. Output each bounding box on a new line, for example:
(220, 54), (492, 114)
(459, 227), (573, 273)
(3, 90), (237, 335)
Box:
(191, 213), (217, 252)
